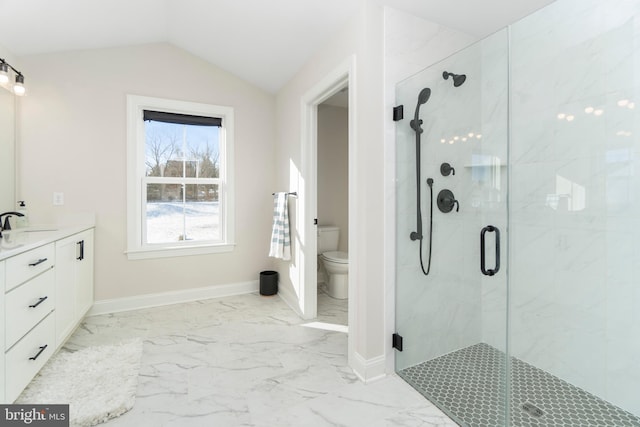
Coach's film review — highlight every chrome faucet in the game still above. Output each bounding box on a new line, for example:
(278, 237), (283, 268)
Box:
(0, 211), (24, 238)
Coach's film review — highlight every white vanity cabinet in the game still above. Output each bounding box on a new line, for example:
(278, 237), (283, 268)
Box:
(6, 243), (54, 292)
(1, 225), (95, 403)
(55, 229), (94, 345)
(6, 268), (55, 348)
(5, 312), (55, 402)
(4, 243), (56, 403)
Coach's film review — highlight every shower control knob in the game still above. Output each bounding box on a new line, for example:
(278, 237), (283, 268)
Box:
(440, 163), (455, 176)
(437, 189), (459, 213)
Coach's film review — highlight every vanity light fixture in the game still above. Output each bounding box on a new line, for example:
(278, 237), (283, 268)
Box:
(0, 62), (9, 85)
(0, 58), (26, 96)
(13, 74), (25, 96)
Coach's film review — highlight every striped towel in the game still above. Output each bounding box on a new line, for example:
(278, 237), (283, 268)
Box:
(269, 192), (291, 260)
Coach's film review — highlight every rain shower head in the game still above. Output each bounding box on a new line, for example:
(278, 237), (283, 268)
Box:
(443, 71), (466, 87)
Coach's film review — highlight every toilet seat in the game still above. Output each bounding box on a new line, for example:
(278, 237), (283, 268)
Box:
(322, 251), (348, 264)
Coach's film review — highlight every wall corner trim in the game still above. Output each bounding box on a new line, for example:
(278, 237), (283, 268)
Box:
(351, 351), (387, 383)
(87, 280), (259, 316)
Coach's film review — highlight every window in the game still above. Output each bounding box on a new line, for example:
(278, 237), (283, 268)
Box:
(126, 95), (234, 259)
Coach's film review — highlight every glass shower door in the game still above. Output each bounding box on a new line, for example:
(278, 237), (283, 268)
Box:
(506, 0), (640, 425)
(394, 29), (510, 426)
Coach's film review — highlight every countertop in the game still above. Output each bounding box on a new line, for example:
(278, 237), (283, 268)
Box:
(0, 224), (95, 261)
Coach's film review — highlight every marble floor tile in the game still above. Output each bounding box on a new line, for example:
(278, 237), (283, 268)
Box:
(316, 282), (349, 326)
(60, 292), (455, 427)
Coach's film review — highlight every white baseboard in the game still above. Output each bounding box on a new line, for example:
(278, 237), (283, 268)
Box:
(276, 282), (303, 317)
(351, 351), (387, 383)
(88, 280), (259, 316)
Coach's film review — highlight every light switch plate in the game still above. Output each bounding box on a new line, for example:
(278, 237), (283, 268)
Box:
(53, 192), (64, 206)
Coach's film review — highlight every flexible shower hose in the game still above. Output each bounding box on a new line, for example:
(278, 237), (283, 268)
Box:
(418, 179), (434, 276)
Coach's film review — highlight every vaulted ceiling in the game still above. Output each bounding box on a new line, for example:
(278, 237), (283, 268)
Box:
(0, 0), (555, 93)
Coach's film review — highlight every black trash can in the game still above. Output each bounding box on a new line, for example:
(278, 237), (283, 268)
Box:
(259, 271), (278, 296)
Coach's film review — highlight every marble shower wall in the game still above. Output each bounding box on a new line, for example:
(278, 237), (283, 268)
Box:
(509, 0), (640, 417)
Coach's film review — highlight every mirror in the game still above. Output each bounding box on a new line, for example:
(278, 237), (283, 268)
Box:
(0, 87), (15, 213)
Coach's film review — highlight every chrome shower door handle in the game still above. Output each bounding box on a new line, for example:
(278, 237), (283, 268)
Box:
(480, 225), (500, 276)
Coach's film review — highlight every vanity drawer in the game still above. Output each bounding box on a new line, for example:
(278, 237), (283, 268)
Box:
(6, 243), (55, 292)
(5, 313), (55, 403)
(6, 269), (55, 349)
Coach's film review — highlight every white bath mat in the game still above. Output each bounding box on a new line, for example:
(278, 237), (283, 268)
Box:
(17, 339), (143, 427)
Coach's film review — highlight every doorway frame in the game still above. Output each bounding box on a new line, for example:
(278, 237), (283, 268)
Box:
(300, 55), (357, 364)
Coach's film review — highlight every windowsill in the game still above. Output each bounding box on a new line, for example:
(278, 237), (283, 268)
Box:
(125, 242), (235, 260)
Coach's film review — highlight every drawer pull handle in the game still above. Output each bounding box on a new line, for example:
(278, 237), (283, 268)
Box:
(77, 240), (85, 261)
(29, 345), (48, 361)
(28, 258), (48, 267)
(29, 296), (48, 308)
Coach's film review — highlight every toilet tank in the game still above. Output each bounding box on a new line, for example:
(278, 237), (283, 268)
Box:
(317, 226), (340, 253)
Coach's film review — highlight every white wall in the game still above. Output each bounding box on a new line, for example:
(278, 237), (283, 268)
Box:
(274, 1), (477, 380)
(18, 43), (277, 301)
(0, 42), (17, 64)
(317, 105), (349, 252)
(275, 1), (390, 379)
(273, 19), (358, 315)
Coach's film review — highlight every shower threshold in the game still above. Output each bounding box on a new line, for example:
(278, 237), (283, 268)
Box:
(398, 343), (640, 427)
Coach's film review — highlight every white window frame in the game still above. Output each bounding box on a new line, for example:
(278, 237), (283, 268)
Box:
(126, 95), (235, 260)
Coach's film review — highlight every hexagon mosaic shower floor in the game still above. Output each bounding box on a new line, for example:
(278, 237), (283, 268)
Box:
(398, 343), (640, 427)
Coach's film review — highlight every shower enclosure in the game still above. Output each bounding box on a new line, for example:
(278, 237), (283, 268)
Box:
(394, 1), (640, 426)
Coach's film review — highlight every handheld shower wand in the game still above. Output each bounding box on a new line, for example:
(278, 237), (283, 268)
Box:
(409, 88), (434, 276)
(409, 88), (431, 242)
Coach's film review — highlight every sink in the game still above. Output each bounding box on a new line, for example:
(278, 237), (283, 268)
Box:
(0, 240), (23, 250)
(1, 227), (58, 250)
(0, 233), (25, 249)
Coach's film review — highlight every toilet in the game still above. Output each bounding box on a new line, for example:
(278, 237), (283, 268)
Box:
(317, 226), (349, 299)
